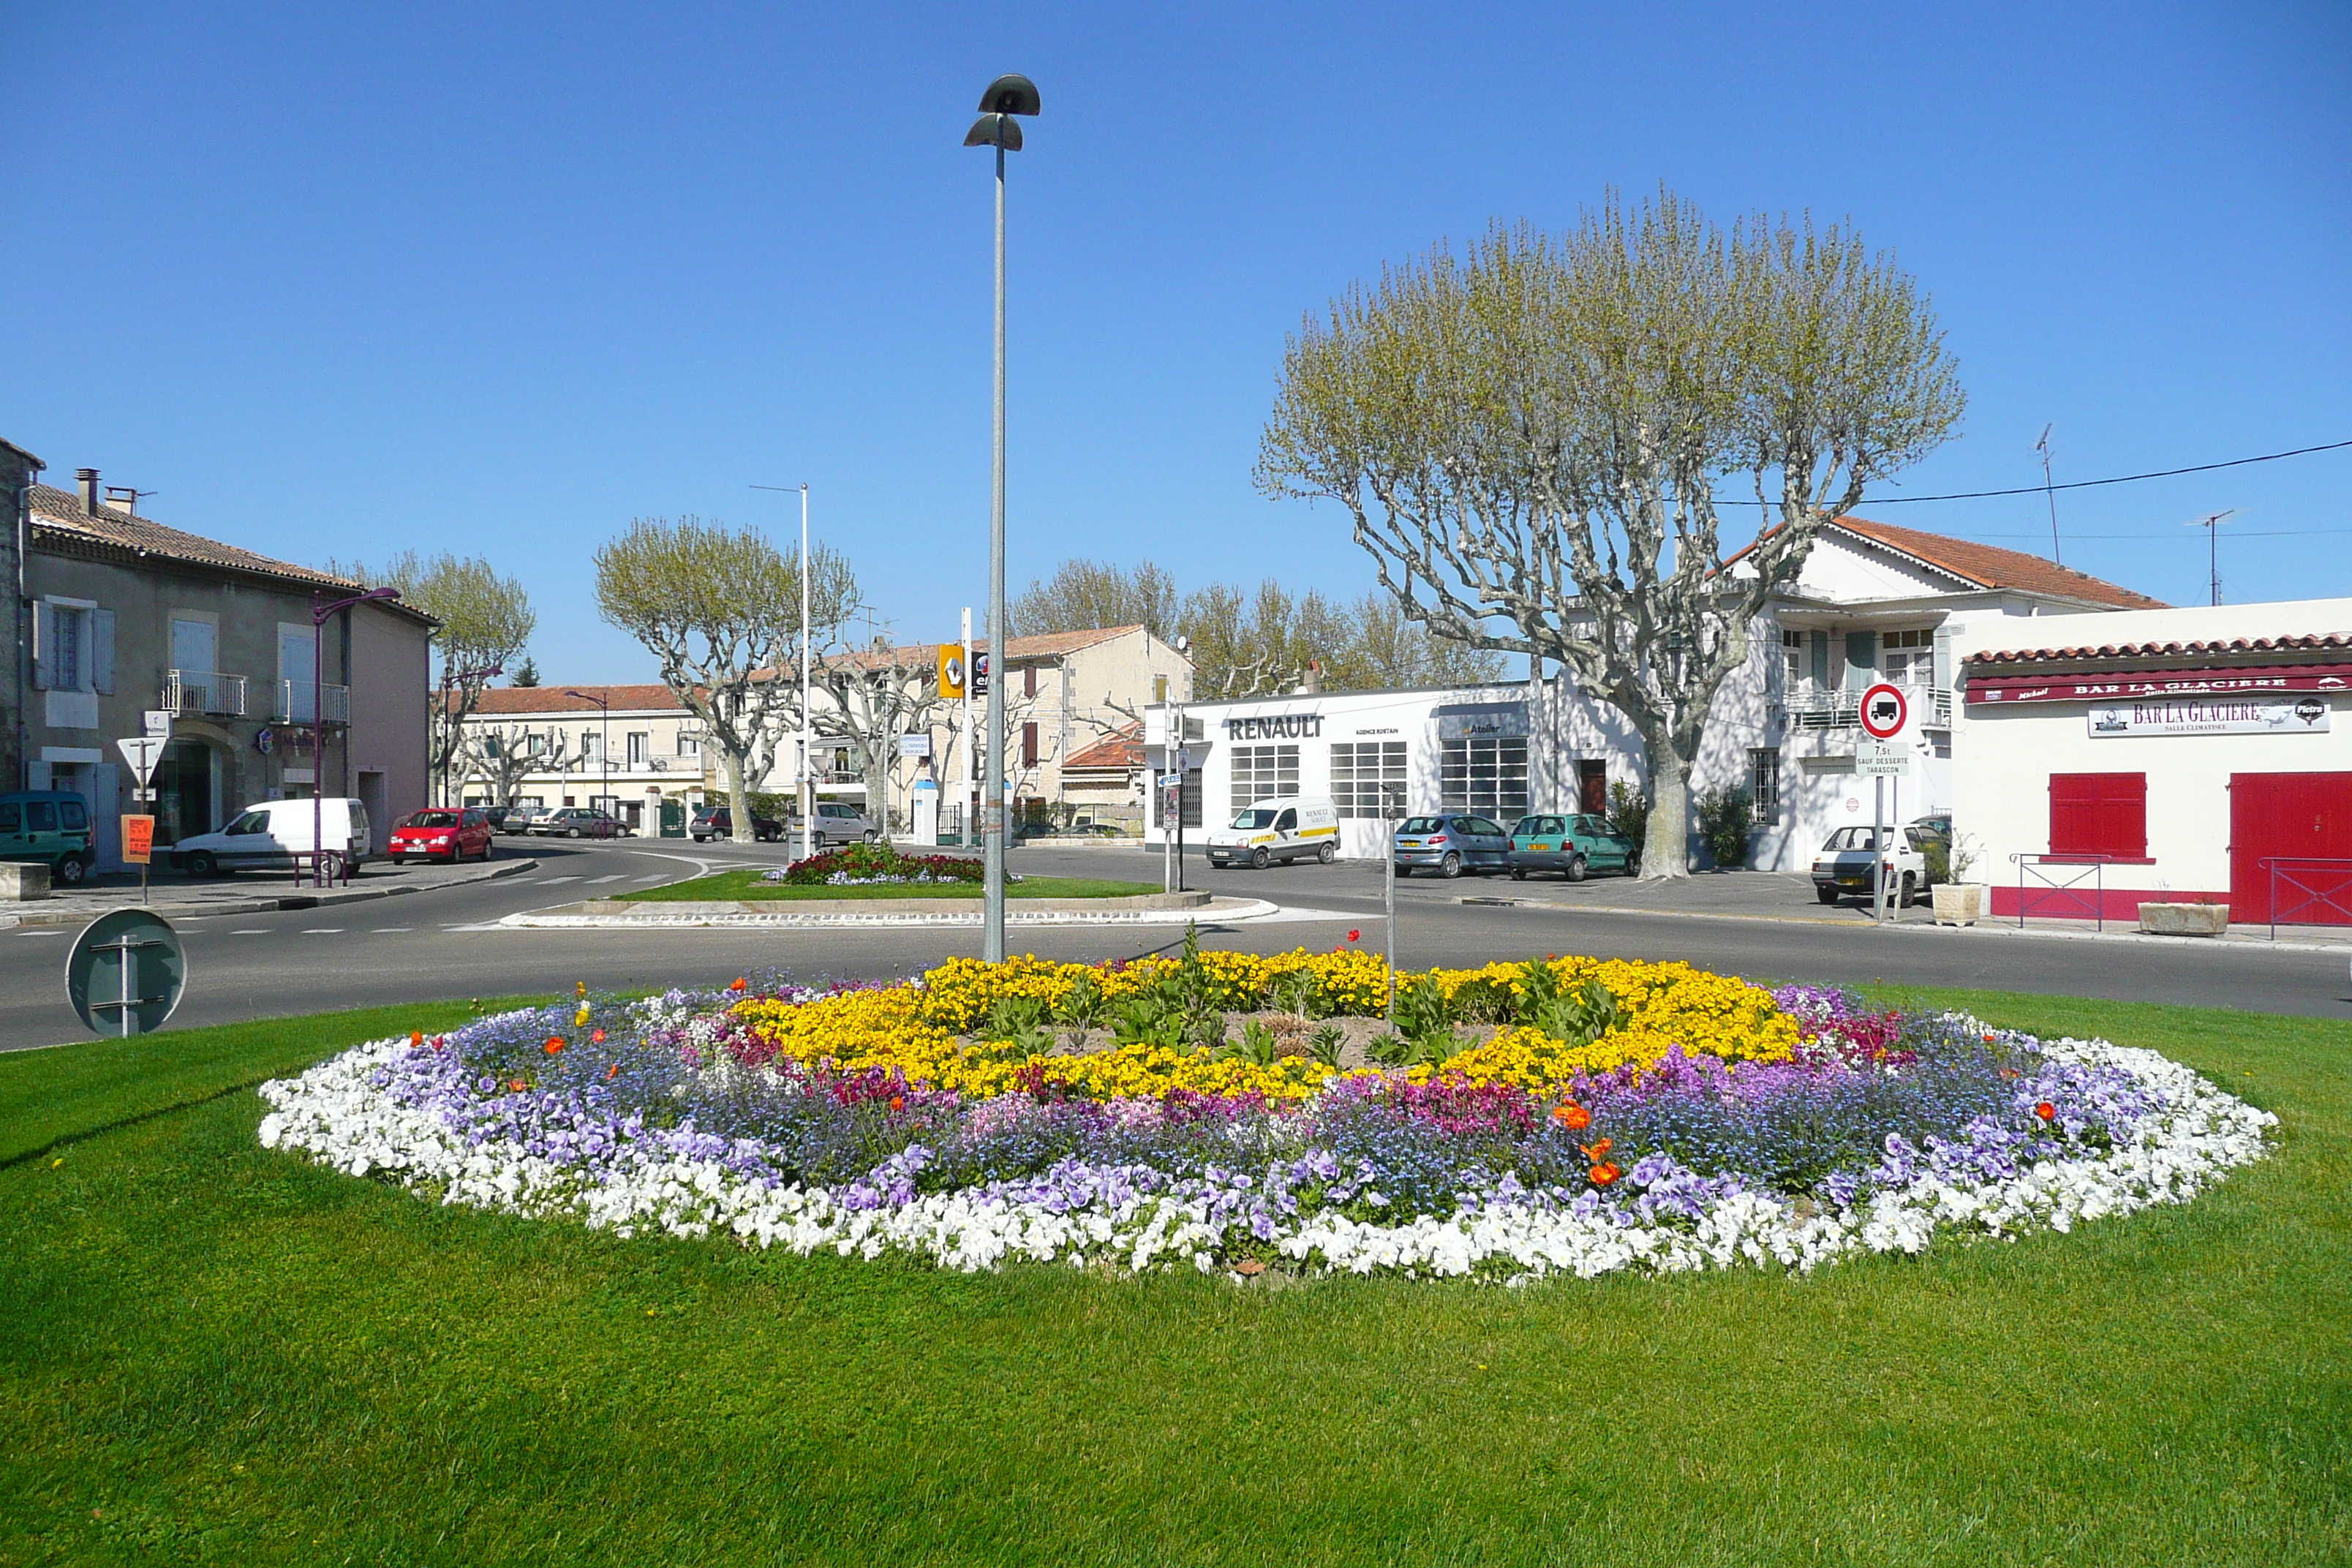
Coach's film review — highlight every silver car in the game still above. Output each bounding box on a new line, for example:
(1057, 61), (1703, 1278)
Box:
(788, 801), (882, 849)
(1391, 813), (1512, 878)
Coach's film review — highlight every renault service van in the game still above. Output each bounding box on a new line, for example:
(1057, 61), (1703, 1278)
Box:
(168, 798), (372, 877)
(1206, 796), (1341, 869)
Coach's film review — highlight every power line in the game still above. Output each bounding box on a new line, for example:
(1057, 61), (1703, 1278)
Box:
(1859, 437), (2352, 505)
(1956, 527), (2352, 540)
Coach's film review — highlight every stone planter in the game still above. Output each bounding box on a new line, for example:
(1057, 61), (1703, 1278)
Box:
(1931, 882), (1987, 927)
(2138, 902), (2231, 938)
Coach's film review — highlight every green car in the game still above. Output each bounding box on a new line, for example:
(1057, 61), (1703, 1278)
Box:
(1507, 813), (1637, 882)
(0, 790), (97, 887)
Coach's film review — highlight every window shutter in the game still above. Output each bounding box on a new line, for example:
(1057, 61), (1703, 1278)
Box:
(92, 608), (116, 695)
(2050, 773), (2146, 858)
(31, 603), (52, 690)
(1022, 723), (1039, 766)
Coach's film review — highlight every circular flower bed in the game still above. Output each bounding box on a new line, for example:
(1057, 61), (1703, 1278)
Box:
(761, 843), (987, 887)
(257, 948), (2276, 1282)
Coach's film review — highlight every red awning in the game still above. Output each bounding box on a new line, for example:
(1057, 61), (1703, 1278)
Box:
(1965, 665), (2352, 705)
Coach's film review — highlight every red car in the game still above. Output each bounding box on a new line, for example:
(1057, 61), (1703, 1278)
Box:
(388, 807), (495, 863)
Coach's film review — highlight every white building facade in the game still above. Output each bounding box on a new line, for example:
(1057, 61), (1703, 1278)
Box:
(1951, 599), (2352, 927)
(1146, 519), (2168, 870)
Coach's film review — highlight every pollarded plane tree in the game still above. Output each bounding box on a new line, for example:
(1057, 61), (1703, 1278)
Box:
(595, 517), (859, 845)
(1256, 189), (1964, 876)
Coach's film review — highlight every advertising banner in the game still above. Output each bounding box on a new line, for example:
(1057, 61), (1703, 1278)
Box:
(121, 815), (155, 864)
(2087, 698), (2330, 737)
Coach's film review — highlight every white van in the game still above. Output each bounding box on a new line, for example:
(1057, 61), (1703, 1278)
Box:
(169, 797), (372, 878)
(1206, 796), (1341, 869)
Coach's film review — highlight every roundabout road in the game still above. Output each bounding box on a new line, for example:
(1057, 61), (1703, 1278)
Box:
(3, 840), (2347, 1049)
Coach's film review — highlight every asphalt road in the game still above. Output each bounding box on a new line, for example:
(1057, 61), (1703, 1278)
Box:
(5, 837), (2348, 1049)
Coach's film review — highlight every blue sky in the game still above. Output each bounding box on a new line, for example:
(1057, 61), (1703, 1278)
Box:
(4, 2), (2348, 681)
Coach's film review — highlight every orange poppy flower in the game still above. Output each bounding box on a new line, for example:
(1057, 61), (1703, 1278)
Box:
(606, 1064), (620, 1081)
(1578, 1138), (1612, 1161)
(409, 1030), (423, 1047)
(1553, 1104), (1591, 1130)
(544, 1037), (565, 1055)
(508, 1079), (528, 1092)
(889, 1095), (905, 1112)
(2035, 1101), (2057, 1121)
(1588, 1162), (1621, 1186)
(729, 977), (748, 992)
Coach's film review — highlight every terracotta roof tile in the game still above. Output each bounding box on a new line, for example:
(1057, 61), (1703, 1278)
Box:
(1964, 633), (2352, 666)
(1063, 721), (1144, 770)
(1828, 517), (2168, 610)
(467, 685), (690, 715)
(29, 483), (372, 595)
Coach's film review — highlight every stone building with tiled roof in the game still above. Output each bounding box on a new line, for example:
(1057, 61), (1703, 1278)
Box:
(7, 445), (436, 868)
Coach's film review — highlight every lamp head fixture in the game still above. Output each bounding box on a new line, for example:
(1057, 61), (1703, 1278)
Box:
(977, 74), (1040, 115)
(964, 74), (1038, 151)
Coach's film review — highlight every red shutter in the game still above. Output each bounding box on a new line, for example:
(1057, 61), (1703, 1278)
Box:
(1021, 723), (1039, 766)
(1024, 664), (1038, 697)
(2049, 772), (2146, 859)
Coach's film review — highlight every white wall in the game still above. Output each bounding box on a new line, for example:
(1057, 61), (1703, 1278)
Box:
(1950, 597), (2352, 902)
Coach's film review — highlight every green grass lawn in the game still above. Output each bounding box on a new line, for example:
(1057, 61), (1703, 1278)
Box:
(620, 869), (1165, 902)
(1, 986), (2345, 1566)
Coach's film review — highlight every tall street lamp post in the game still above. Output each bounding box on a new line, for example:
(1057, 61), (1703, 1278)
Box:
(565, 689), (611, 821)
(964, 72), (1039, 964)
(311, 586), (401, 885)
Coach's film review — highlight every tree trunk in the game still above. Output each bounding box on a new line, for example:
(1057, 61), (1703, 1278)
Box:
(1639, 739), (1691, 879)
(723, 750), (755, 845)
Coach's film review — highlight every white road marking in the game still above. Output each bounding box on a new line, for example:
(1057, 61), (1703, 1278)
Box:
(440, 922), (508, 932)
(586, 874), (627, 884)
(372, 927), (412, 933)
(632, 873), (667, 881)
(540, 875), (581, 886)
(301, 927), (345, 935)
(233, 929), (269, 935)
(15, 930), (64, 938)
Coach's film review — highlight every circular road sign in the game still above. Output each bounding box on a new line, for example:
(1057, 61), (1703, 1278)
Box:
(64, 909), (187, 1038)
(1859, 682), (1910, 740)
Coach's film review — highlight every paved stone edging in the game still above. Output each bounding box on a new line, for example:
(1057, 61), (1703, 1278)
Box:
(0, 857), (541, 930)
(500, 895), (1279, 930)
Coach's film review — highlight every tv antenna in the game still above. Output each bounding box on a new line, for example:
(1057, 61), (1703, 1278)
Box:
(2185, 509), (2239, 606)
(2035, 425), (2060, 564)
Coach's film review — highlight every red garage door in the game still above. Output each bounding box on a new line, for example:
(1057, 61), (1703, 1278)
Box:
(2231, 772), (2352, 924)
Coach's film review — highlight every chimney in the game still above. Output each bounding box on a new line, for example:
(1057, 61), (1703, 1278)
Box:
(102, 485), (140, 517)
(77, 468), (99, 514)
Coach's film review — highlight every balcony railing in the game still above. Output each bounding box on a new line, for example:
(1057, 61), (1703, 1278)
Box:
(1784, 680), (1951, 730)
(163, 668), (248, 717)
(271, 679), (351, 725)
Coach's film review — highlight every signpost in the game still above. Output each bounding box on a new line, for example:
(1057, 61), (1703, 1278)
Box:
(1857, 684), (1912, 923)
(116, 735), (169, 904)
(65, 910), (186, 1037)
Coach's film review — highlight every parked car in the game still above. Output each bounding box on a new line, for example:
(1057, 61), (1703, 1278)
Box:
(530, 807), (625, 840)
(1392, 813), (1512, 878)
(1811, 823), (1931, 905)
(499, 805), (549, 836)
(1507, 813), (1638, 881)
(168, 797), (372, 878)
(0, 790), (97, 887)
(1207, 796), (1341, 869)
(476, 804), (516, 832)
(690, 806), (782, 843)
(388, 807), (495, 864)
(786, 801), (881, 848)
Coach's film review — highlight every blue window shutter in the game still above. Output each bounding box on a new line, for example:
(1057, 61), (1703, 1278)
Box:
(31, 603), (53, 690)
(1843, 630), (1877, 690)
(92, 608), (116, 695)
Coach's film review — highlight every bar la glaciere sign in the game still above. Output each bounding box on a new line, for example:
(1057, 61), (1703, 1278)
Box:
(1962, 663), (2339, 736)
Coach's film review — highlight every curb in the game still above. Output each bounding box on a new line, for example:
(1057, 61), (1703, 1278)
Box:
(0, 856), (540, 930)
(1471, 895), (2352, 957)
(498, 897), (1281, 930)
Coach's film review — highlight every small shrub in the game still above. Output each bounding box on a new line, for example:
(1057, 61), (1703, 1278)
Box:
(1695, 786), (1754, 870)
(1607, 781), (1649, 870)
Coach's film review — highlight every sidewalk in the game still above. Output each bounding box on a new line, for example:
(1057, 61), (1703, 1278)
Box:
(1463, 870), (2352, 952)
(0, 854), (539, 930)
